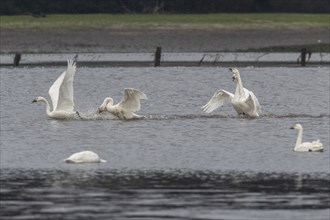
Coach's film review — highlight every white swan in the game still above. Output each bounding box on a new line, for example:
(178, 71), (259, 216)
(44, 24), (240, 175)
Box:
(32, 60), (79, 119)
(290, 124), (324, 152)
(64, 151), (106, 163)
(98, 88), (147, 120)
(202, 68), (261, 117)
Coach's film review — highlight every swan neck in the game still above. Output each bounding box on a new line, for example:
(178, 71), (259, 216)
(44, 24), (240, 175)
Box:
(295, 127), (303, 147)
(103, 98), (113, 107)
(235, 75), (245, 97)
(100, 98), (113, 111)
(40, 97), (52, 116)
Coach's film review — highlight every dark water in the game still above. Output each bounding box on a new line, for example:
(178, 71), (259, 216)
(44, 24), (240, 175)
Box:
(1, 169), (329, 220)
(1, 66), (329, 219)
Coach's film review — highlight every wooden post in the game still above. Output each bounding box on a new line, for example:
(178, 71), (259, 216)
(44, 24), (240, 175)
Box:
(301, 48), (306, 66)
(14, 53), (21, 66)
(154, 47), (161, 67)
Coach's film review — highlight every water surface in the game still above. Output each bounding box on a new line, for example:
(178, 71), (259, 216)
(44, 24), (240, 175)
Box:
(1, 66), (329, 219)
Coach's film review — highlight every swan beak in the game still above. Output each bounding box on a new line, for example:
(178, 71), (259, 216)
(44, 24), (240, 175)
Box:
(98, 108), (104, 113)
(32, 99), (37, 103)
(290, 127), (294, 129)
(229, 68), (235, 81)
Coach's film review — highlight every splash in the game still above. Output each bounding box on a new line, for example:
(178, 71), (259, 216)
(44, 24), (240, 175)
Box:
(63, 112), (329, 121)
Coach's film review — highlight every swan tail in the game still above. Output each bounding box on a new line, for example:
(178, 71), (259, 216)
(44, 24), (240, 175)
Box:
(311, 141), (324, 152)
(312, 140), (323, 146)
(311, 147), (324, 152)
(100, 159), (107, 163)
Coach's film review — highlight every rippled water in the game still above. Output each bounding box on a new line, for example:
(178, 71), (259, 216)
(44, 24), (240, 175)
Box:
(1, 66), (329, 219)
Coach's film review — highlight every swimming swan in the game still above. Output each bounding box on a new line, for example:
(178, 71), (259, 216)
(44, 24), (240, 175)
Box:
(98, 88), (147, 120)
(32, 60), (79, 119)
(64, 151), (107, 163)
(290, 124), (324, 152)
(202, 68), (261, 117)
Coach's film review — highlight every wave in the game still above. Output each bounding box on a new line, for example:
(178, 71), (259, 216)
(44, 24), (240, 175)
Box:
(145, 113), (330, 120)
(73, 112), (329, 121)
(259, 113), (330, 119)
(1, 168), (329, 193)
(78, 112), (117, 120)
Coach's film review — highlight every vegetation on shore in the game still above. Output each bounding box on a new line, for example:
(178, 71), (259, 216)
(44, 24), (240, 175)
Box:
(1, 13), (328, 53)
(1, 0), (329, 15)
(1, 13), (329, 29)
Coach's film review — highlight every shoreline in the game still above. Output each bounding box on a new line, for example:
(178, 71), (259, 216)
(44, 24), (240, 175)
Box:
(1, 62), (327, 68)
(1, 52), (329, 68)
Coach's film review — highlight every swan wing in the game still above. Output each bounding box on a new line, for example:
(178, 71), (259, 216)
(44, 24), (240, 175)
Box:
(65, 152), (85, 163)
(48, 71), (66, 111)
(202, 89), (234, 113)
(118, 88), (147, 112)
(298, 142), (324, 152)
(310, 141), (324, 151)
(54, 60), (76, 112)
(245, 90), (262, 114)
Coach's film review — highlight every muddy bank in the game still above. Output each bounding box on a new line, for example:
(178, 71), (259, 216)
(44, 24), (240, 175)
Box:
(1, 25), (329, 53)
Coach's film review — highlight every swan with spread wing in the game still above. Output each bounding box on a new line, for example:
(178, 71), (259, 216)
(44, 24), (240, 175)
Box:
(202, 68), (261, 117)
(98, 88), (147, 120)
(32, 60), (79, 119)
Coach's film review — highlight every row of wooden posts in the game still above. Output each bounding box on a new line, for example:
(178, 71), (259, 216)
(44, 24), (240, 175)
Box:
(12, 47), (162, 67)
(12, 47), (310, 67)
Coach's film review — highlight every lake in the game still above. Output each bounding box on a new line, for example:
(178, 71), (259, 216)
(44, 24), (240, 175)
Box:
(0, 66), (329, 219)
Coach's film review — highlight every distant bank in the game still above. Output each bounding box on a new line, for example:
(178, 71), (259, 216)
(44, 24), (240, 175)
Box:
(1, 14), (329, 54)
(1, 0), (329, 15)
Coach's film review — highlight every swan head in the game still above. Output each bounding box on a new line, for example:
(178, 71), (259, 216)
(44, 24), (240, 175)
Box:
(98, 97), (113, 113)
(291, 123), (303, 130)
(229, 68), (240, 81)
(32, 96), (45, 103)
